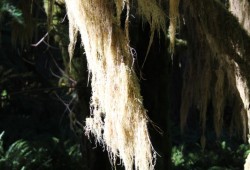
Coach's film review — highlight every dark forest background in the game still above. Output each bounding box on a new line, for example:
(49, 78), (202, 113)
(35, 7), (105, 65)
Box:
(0, 0), (249, 170)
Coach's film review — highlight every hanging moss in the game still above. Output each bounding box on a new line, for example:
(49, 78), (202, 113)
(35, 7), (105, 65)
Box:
(64, 0), (174, 169)
(179, 0), (250, 152)
(229, 0), (250, 36)
(169, 0), (179, 53)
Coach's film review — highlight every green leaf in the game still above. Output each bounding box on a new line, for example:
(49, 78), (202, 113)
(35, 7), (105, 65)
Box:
(221, 141), (226, 150)
(0, 132), (4, 140)
(0, 0), (24, 24)
(1, 90), (7, 98)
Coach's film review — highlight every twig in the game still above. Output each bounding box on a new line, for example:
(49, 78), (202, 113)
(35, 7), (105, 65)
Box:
(31, 32), (48, 47)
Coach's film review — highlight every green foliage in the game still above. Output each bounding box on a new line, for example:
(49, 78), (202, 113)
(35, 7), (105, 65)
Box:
(0, 132), (84, 170)
(172, 145), (185, 167)
(0, 0), (24, 24)
(171, 141), (250, 170)
(0, 132), (51, 170)
(2, 140), (51, 170)
(0, 132), (4, 158)
(0, 0), (86, 170)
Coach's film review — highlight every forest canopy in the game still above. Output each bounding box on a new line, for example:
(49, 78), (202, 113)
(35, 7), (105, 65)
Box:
(1, 0), (250, 169)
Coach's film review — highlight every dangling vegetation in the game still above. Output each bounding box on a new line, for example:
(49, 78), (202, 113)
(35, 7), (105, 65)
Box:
(179, 1), (250, 168)
(169, 0), (179, 53)
(229, 0), (250, 36)
(229, 1), (250, 168)
(64, 0), (171, 169)
(2, 0), (250, 169)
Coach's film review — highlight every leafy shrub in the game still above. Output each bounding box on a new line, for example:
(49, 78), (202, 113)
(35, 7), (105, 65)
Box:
(171, 141), (250, 170)
(0, 131), (84, 170)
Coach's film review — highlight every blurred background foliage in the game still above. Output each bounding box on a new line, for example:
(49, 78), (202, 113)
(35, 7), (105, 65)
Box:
(0, 0), (88, 169)
(0, 132), (84, 170)
(0, 0), (249, 170)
